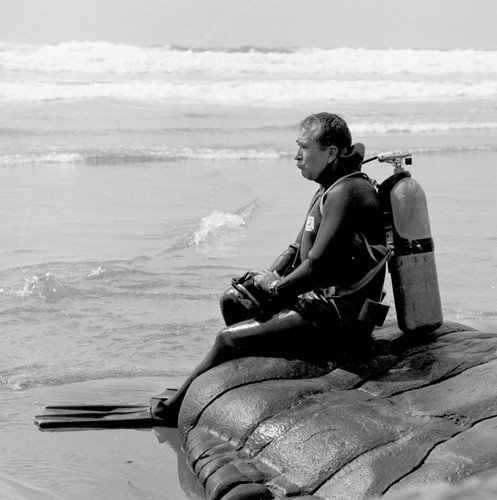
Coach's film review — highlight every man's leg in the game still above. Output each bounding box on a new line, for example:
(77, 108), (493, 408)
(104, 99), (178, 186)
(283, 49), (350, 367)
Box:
(151, 308), (318, 424)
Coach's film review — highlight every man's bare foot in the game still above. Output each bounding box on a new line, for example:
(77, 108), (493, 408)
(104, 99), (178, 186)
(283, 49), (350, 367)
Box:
(150, 400), (179, 427)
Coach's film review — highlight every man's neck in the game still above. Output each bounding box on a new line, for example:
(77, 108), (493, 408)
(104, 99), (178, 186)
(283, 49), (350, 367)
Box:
(316, 161), (354, 189)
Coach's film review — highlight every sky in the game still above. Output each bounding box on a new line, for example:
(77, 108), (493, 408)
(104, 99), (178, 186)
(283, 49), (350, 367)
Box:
(1, 0), (496, 50)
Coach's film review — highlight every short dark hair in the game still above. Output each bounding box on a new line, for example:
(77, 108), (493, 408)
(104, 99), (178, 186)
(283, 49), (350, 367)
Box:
(299, 113), (352, 152)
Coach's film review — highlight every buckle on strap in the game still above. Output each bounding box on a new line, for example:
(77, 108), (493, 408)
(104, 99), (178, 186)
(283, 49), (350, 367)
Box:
(319, 246), (391, 299)
(321, 286), (339, 299)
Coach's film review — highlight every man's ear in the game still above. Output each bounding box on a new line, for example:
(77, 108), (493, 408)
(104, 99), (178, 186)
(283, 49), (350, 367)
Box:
(327, 145), (339, 162)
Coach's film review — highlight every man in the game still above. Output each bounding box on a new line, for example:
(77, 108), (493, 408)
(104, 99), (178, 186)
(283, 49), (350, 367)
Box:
(152, 112), (387, 425)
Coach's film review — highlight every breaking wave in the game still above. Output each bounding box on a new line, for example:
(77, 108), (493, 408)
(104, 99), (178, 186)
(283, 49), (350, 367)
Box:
(1, 79), (496, 104)
(1, 42), (496, 103)
(166, 200), (257, 251)
(2, 42), (496, 77)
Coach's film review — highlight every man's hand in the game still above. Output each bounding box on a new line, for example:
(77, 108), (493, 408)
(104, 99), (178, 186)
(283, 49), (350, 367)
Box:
(252, 268), (279, 293)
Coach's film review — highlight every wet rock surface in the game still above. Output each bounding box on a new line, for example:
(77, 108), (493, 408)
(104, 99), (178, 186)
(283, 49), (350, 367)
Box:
(177, 322), (497, 499)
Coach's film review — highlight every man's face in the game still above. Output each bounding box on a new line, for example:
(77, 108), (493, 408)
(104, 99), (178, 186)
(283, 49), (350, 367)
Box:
(295, 125), (337, 181)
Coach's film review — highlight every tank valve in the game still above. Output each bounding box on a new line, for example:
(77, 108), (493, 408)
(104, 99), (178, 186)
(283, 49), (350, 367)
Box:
(377, 151), (412, 172)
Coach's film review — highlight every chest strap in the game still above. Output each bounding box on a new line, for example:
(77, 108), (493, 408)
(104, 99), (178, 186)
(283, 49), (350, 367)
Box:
(320, 240), (391, 299)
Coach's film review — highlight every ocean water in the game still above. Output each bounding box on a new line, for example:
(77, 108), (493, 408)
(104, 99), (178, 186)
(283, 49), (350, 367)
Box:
(0, 42), (496, 499)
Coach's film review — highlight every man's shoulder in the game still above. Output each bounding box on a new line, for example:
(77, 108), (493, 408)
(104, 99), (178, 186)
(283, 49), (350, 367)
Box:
(321, 173), (379, 212)
(333, 172), (375, 192)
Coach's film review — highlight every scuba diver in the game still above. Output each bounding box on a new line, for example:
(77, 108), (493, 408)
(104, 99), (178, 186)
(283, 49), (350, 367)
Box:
(151, 112), (389, 426)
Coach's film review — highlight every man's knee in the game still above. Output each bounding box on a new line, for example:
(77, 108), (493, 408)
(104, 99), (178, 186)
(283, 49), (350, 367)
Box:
(220, 286), (257, 325)
(220, 287), (237, 310)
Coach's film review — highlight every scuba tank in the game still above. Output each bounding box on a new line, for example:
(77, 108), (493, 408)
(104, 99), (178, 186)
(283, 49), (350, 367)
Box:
(375, 152), (443, 334)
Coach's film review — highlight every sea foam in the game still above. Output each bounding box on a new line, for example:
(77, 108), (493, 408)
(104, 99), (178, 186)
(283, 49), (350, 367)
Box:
(1, 42), (496, 104)
(1, 42), (496, 77)
(1, 140), (496, 166)
(1, 79), (496, 104)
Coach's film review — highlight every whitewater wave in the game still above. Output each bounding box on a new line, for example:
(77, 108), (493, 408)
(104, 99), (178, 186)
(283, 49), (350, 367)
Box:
(0, 152), (86, 165)
(1, 41), (496, 77)
(0, 273), (81, 303)
(1, 42), (496, 105)
(192, 211), (247, 245)
(166, 200), (257, 251)
(1, 140), (496, 166)
(0, 265), (111, 304)
(0, 265), (222, 306)
(0, 148), (282, 165)
(1, 78), (496, 104)
(353, 121), (497, 134)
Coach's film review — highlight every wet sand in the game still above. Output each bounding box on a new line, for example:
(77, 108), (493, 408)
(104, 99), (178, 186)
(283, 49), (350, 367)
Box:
(1, 377), (205, 500)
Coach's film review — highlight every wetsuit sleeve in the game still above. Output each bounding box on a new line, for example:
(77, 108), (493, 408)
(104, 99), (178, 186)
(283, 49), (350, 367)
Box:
(268, 227), (302, 275)
(274, 183), (356, 298)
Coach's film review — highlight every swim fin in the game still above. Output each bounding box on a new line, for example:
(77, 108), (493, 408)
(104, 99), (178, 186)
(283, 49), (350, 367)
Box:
(35, 389), (178, 431)
(34, 405), (155, 430)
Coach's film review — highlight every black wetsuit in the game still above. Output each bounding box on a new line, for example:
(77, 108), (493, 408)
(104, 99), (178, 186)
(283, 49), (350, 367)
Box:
(271, 174), (385, 329)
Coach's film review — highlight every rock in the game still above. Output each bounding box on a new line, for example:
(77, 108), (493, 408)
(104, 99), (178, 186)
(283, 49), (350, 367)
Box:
(177, 322), (497, 499)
